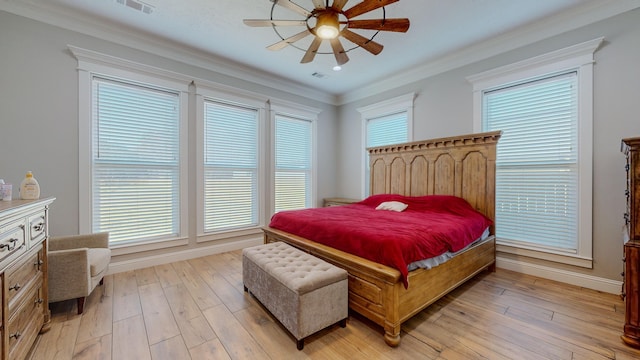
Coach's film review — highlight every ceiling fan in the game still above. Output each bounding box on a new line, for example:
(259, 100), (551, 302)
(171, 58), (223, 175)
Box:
(243, 0), (410, 66)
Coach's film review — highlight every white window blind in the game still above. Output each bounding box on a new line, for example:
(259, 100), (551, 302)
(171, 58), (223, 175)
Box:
(92, 77), (181, 244)
(203, 100), (259, 232)
(484, 72), (579, 252)
(367, 111), (408, 148)
(365, 111), (408, 194)
(275, 115), (312, 212)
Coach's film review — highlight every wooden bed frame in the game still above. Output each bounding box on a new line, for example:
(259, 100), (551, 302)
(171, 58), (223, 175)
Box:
(263, 131), (501, 347)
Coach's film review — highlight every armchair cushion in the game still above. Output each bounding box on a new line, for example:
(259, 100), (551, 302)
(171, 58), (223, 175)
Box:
(88, 248), (111, 277)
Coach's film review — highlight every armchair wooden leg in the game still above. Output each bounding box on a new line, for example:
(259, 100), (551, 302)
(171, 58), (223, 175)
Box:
(100, 278), (104, 286)
(77, 297), (86, 315)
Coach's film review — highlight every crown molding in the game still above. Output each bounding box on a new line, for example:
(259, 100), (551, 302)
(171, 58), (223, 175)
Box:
(2, 0), (638, 107)
(336, 0), (640, 105)
(0, 1), (338, 105)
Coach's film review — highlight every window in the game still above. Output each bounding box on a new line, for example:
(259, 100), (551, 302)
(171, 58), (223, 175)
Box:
(486, 72), (578, 250)
(72, 45), (190, 250)
(202, 100), (260, 233)
(274, 115), (313, 212)
(367, 112), (409, 148)
(92, 78), (182, 244)
(358, 93), (414, 197)
(270, 101), (319, 213)
(468, 38), (602, 267)
(195, 84), (267, 240)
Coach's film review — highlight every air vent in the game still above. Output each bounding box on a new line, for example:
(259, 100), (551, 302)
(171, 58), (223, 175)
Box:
(311, 72), (328, 79)
(115, 0), (154, 14)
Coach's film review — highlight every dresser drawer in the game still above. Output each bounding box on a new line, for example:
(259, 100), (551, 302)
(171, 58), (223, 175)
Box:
(0, 222), (27, 270)
(7, 283), (44, 360)
(28, 211), (47, 246)
(6, 247), (43, 310)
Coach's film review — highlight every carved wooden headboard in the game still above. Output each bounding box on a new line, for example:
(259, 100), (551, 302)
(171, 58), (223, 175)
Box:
(368, 131), (502, 229)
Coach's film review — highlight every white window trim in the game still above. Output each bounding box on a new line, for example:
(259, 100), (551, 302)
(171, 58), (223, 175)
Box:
(269, 99), (320, 215)
(71, 45), (191, 255)
(467, 37), (603, 268)
(357, 93), (415, 198)
(194, 81), (269, 243)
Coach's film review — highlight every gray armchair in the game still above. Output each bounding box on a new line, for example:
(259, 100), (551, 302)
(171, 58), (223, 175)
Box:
(48, 232), (111, 314)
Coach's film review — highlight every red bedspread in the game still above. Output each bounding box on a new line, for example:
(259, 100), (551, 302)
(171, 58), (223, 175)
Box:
(268, 194), (492, 288)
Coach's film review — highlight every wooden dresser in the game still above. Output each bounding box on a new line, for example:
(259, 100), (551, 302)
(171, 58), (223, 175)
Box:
(622, 137), (640, 348)
(0, 197), (54, 359)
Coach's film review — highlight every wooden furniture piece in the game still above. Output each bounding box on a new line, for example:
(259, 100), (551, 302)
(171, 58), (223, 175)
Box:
(263, 131), (501, 347)
(0, 197), (54, 359)
(323, 197), (360, 207)
(243, 242), (348, 350)
(622, 136), (640, 348)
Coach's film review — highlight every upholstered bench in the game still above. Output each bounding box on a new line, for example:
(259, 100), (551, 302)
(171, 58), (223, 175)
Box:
(242, 241), (348, 350)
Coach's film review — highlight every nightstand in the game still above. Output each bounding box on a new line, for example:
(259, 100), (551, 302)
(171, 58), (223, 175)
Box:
(323, 197), (360, 207)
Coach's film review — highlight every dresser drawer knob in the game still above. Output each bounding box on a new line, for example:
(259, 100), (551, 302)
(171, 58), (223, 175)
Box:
(9, 283), (21, 291)
(0, 238), (19, 251)
(35, 298), (44, 304)
(9, 331), (21, 340)
(33, 222), (45, 232)
(34, 259), (44, 267)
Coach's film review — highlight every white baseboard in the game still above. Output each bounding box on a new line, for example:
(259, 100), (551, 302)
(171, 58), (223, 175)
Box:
(106, 237), (263, 275)
(106, 242), (623, 295)
(497, 256), (622, 295)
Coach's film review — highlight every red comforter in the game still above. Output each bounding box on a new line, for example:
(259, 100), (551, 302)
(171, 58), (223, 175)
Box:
(268, 194), (492, 288)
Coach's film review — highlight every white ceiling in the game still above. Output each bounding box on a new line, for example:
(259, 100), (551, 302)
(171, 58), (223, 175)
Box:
(2, 0), (638, 102)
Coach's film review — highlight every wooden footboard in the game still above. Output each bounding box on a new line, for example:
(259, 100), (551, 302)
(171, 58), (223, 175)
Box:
(263, 227), (496, 346)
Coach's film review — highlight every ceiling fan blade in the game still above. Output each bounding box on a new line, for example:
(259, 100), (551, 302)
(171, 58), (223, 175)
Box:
(274, 0), (312, 17)
(243, 19), (307, 27)
(301, 37), (323, 63)
(347, 18), (410, 32)
(340, 29), (383, 55)
(344, 0), (399, 19)
(330, 38), (349, 65)
(332, 0), (349, 11)
(311, 0), (326, 9)
(267, 29), (312, 50)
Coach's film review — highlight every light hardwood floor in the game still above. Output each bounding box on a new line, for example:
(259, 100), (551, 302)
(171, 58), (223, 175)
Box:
(28, 250), (640, 359)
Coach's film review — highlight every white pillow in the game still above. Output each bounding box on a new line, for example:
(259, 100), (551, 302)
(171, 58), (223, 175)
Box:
(375, 201), (408, 212)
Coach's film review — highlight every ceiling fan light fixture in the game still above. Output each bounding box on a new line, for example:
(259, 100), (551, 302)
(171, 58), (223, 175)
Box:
(316, 12), (339, 39)
(244, 0), (410, 65)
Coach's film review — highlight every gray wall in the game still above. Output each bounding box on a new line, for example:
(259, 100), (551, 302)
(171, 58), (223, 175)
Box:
(336, 8), (640, 281)
(0, 11), (337, 260)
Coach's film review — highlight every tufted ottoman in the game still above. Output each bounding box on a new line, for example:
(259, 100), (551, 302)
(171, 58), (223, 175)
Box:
(242, 241), (348, 350)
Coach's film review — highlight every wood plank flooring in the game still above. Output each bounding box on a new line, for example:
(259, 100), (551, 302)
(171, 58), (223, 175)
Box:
(28, 250), (640, 359)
